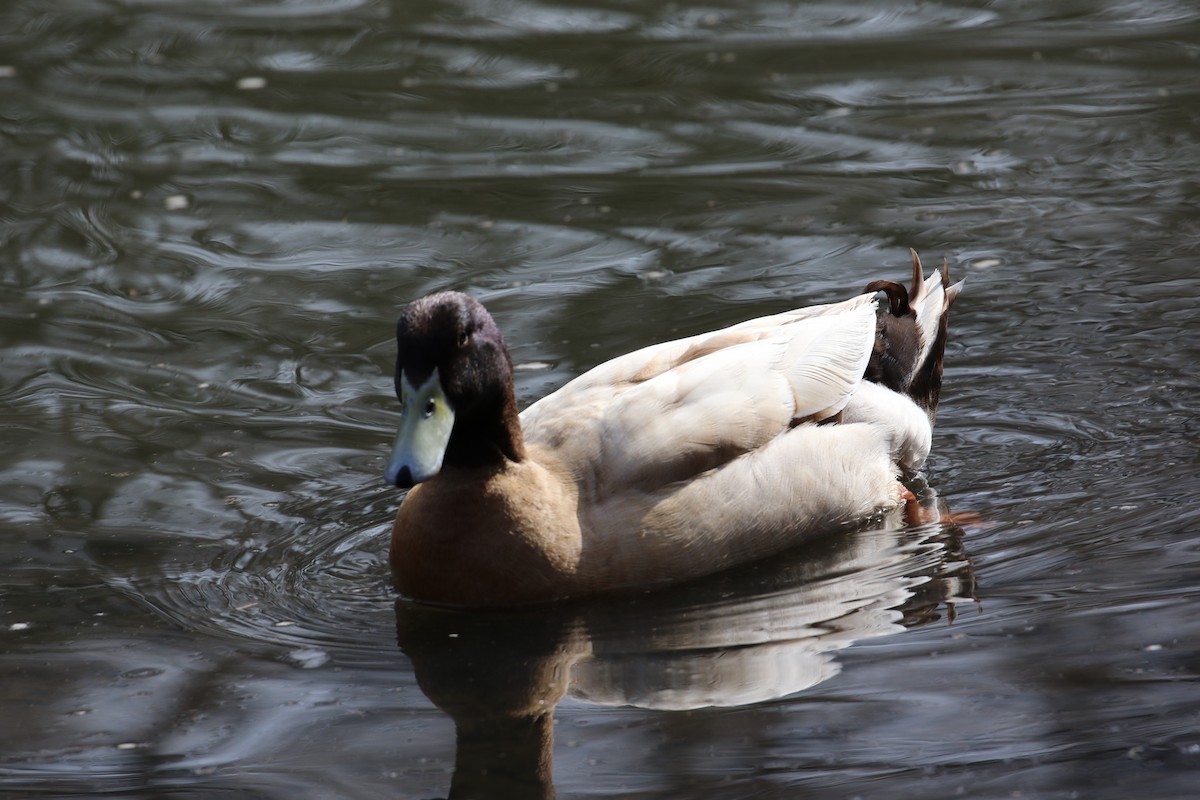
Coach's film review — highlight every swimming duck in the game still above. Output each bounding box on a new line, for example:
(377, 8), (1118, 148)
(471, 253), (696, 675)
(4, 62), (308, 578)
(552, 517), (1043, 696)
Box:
(385, 251), (962, 607)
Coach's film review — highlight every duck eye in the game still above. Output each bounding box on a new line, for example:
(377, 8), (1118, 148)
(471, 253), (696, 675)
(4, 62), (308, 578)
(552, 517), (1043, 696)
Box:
(423, 398), (436, 417)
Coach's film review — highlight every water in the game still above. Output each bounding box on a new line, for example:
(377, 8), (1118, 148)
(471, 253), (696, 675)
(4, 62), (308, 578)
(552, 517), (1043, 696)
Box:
(2, 1), (1199, 797)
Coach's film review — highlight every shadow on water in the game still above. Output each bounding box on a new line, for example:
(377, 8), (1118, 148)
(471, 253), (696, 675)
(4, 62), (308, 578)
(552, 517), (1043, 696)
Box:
(0, 483), (972, 798)
(396, 488), (973, 799)
(0, 488), (972, 798)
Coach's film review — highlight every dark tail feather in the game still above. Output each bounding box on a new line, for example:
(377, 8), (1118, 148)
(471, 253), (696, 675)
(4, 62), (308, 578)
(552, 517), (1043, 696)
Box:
(864, 250), (962, 421)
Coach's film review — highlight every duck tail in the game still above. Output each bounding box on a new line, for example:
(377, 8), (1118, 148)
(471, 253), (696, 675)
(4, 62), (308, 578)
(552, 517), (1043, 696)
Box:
(863, 250), (964, 421)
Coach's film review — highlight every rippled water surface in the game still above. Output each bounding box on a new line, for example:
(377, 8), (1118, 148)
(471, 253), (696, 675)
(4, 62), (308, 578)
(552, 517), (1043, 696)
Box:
(3, 1), (1199, 798)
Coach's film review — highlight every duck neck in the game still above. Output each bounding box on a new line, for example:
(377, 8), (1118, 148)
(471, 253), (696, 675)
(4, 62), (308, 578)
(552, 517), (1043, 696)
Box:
(445, 383), (526, 470)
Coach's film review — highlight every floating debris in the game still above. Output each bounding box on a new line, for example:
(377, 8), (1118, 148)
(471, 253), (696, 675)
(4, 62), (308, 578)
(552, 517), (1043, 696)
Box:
(286, 647), (330, 669)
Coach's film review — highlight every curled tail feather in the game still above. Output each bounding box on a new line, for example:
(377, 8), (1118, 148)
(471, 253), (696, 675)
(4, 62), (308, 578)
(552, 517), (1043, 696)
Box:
(864, 250), (963, 421)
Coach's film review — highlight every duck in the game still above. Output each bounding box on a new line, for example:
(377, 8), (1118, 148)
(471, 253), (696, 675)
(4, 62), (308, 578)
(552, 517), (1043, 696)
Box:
(384, 251), (963, 607)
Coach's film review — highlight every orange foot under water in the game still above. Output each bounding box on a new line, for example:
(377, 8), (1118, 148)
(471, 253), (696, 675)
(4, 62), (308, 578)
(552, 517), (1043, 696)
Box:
(901, 487), (985, 529)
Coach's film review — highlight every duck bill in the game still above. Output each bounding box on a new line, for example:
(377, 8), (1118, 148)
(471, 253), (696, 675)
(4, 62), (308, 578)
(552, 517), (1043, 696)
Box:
(385, 370), (455, 488)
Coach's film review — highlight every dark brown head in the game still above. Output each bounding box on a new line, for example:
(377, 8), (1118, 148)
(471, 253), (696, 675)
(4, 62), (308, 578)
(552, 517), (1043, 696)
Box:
(385, 292), (525, 488)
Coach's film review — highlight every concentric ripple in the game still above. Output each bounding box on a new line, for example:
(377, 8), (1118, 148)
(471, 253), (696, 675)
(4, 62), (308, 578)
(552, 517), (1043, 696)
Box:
(103, 485), (401, 670)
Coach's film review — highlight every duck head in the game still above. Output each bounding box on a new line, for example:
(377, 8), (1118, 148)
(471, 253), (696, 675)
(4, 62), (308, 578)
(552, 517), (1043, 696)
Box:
(385, 292), (526, 488)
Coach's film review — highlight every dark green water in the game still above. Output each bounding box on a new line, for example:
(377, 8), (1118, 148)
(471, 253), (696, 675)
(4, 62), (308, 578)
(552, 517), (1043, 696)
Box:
(2, 1), (1199, 798)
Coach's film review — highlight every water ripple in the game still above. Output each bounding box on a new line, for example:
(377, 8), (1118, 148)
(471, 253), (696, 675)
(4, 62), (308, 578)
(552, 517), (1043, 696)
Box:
(105, 500), (398, 668)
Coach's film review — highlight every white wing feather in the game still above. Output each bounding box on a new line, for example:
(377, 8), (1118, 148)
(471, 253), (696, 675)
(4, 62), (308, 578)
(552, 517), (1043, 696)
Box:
(522, 294), (880, 498)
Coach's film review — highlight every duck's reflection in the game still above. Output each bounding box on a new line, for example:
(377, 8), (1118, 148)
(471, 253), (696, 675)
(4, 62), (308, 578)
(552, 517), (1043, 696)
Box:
(395, 489), (974, 799)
